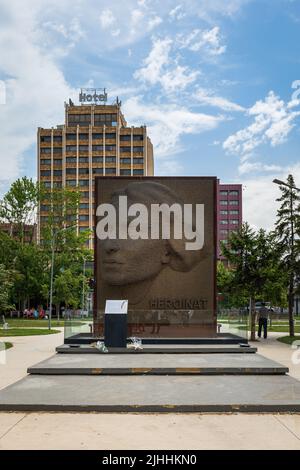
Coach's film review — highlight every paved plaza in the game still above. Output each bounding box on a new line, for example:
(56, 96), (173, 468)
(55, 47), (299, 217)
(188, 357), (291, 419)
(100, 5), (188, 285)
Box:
(1, 330), (300, 449)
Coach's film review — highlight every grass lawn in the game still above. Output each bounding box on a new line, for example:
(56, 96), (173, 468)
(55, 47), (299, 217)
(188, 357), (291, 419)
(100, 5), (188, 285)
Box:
(4, 319), (85, 328)
(0, 328), (61, 337)
(0, 342), (13, 350)
(277, 336), (300, 345)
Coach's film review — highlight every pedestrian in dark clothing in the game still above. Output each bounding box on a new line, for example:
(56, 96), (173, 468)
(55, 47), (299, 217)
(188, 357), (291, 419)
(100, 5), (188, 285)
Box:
(257, 302), (269, 339)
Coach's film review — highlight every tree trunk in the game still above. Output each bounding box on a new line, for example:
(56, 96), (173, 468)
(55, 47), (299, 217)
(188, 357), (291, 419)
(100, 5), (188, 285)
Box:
(288, 275), (295, 337)
(250, 296), (256, 341)
(56, 303), (60, 322)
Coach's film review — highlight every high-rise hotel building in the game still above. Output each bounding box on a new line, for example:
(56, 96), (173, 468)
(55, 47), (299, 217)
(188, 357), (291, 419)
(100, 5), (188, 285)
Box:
(37, 92), (154, 247)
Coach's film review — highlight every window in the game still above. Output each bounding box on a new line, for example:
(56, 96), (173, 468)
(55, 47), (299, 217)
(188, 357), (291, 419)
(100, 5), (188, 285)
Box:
(80, 203), (89, 209)
(229, 200), (239, 206)
(106, 168), (116, 175)
(105, 133), (116, 139)
(121, 158), (131, 164)
(79, 215), (89, 221)
(105, 145), (116, 151)
(93, 156), (103, 163)
(229, 210), (239, 215)
(68, 114), (91, 124)
(120, 135), (131, 141)
(133, 135), (143, 141)
(220, 200), (228, 206)
(94, 114), (106, 123)
(93, 145), (103, 151)
(231, 220), (239, 225)
(53, 136), (62, 143)
(79, 145), (89, 152)
(53, 181), (62, 188)
(220, 229), (228, 235)
(93, 133), (103, 140)
(66, 145), (77, 152)
(40, 205), (49, 211)
(41, 148), (51, 154)
(120, 169), (131, 175)
(106, 156), (116, 163)
(53, 147), (62, 154)
(133, 146), (143, 153)
(229, 190), (239, 196)
(220, 210), (228, 215)
(79, 180), (89, 187)
(43, 182), (51, 188)
(220, 190), (228, 196)
(133, 169), (144, 175)
(79, 134), (88, 140)
(66, 133), (76, 140)
(81, 191), (89, 198)
(79, 157), (88, 163)
(41, 170), (51, 176)
(66, 168), (76, 175)
(53, 170), (62, 176)
(66, 157), (77, 163)
(40, 136), (51, 143)
(79, 168), (89, 175)
(120, 147), (131, 153)
(220, 220), (228, 225)
(53, 159), (62, 166)
(79, 226), (89, 232)
(41, 159), (51, 165)
(66, 180), (76, 187)
(133, 158), (144, 164)
(93, 168), (103, 175)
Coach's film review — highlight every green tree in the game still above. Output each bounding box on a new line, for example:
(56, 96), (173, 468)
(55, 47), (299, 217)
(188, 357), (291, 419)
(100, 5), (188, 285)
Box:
(0, 264), (14, 314)
(275, 174), (300, 337)
(0, 177), (39, 244)
(222, 224), (283, 340)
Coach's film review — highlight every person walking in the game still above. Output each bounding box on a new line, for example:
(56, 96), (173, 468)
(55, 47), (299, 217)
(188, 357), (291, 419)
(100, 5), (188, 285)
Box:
(257, 302), (269, 339)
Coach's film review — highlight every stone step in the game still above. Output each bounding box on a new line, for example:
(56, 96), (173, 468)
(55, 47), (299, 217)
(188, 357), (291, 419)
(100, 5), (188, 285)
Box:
(28, 353), (287, 376)
(56, 344), (257, 354)
(1, 373), (300, 413)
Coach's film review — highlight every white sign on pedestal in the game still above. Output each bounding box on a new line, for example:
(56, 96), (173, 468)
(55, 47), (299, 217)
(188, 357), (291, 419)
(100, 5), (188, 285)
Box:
(105, 300), (128, 315)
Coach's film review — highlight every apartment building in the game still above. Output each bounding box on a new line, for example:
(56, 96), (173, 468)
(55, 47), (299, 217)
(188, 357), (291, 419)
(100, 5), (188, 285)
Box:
(217, 183), (243, 261)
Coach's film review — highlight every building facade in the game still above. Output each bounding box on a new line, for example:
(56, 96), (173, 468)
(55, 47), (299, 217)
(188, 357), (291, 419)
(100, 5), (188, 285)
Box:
(37, 97), (154, 248)
(217, 183), (243, 261)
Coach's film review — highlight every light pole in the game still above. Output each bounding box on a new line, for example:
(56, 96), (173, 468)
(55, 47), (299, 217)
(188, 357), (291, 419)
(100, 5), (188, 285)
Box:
(81, 257), (86, 318)
(48, 224), (76, 330)
(273, 178), (300, 336)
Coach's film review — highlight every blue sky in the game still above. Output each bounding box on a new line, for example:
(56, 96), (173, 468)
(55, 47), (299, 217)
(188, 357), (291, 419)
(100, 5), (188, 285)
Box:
(0, 0), (300, 229)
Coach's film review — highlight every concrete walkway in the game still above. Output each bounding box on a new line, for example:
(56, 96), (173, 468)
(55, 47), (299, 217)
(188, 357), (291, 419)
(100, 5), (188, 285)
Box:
(1, 331), (300, 449)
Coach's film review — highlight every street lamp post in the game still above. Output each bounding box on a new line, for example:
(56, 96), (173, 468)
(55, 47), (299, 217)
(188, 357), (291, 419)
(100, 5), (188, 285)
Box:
(81, 257), (86, 318)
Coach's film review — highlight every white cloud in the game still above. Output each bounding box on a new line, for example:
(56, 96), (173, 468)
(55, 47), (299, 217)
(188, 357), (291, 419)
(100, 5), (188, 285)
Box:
(99, 9), (116, 29)
(223, 91), (300, 156)
(134, 37), (199, 92)
(177, 26), (226, 56)
(123, 95), (224, 159)
(242, 163), (300, 231)
(148, 15), (163, 30)
(0, 0), (75, 186)
(169, 5), (186, 21)
(194, 88), (245, 112)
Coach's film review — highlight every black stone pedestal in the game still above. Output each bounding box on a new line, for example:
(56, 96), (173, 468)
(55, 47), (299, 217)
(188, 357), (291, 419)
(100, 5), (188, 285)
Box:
(104, 313), (127, 348)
